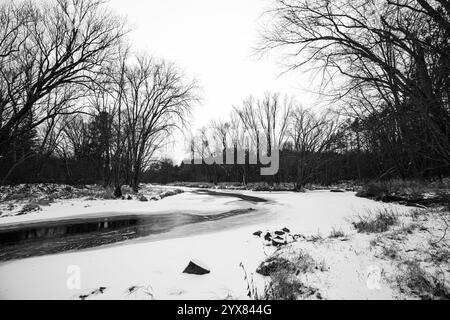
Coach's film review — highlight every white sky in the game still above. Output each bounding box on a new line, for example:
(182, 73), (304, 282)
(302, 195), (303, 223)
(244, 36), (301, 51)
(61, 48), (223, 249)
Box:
(108, 0), (321, 163)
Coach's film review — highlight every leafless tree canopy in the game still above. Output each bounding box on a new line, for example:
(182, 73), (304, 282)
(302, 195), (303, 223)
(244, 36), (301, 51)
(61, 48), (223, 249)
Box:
(0, 0), (126, 144)
(1, 0), (449, 189)
(0, 0), (198, 190)
(258, 0), (450, 179)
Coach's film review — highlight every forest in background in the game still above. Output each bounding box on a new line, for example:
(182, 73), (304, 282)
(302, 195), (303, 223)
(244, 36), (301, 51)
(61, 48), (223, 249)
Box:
(1, 0), (449, 192)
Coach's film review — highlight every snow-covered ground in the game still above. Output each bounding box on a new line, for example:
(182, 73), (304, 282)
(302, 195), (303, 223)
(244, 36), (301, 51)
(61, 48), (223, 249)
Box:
(0, 186), (416, 300)
(0, 189), (249, 226)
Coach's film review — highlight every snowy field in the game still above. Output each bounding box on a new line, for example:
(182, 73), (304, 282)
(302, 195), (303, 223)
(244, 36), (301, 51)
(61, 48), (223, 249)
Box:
(0, 186), (415, 300)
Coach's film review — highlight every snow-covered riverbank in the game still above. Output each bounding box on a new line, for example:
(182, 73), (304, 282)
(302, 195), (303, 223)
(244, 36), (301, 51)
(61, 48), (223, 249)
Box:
(0, 187), (417, 299)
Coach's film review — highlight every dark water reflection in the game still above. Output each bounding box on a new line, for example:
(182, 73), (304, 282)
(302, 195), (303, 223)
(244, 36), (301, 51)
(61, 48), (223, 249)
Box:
(0, 208), (255, 262)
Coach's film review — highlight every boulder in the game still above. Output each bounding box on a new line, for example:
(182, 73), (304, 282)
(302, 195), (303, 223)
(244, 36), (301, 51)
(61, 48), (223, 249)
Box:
(292, 234), (304, 240)
(253, 231), (263, 237)
(183, 259), (210, 275)
(282, 227), (290, 233)
(264, 232), (272, 241)
(127, 195), (133, 200)
(274, 230), (285, 236)
(272, 238), (286, 247)
(330, 189), (345, 193)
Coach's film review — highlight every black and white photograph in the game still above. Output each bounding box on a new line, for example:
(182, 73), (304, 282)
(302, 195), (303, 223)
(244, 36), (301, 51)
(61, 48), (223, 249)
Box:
(0, 0), (449, 303)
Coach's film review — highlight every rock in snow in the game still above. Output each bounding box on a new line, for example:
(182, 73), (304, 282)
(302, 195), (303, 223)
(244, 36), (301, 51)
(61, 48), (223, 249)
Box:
(272, 238), (286, 247)
(182, 259), (210, 275)
(253, 231), (263, 237)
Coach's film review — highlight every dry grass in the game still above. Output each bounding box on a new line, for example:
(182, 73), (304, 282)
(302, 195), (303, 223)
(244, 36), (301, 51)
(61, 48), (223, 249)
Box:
(256, 256), (296, 277)
(396, 261), (450, 300)
(256, 250), (318, 277)
(381, 243), (400, 259)
(329, 228), (346, 238)
(357, 179), (450, 203)
(0, 184), (117, 202)
(356, 209), (398, 232)
(352, 207), (399, 233)
(399, 223), (419, 235)
(429, 248), (450, 265)
(263, 272), (319, 300)
(369, 204), (450, 299)
(356, 182), (390, 200)
(308, 232), (323, 242)
(254, 249), (323, 300)
(18, 202), (41, 215)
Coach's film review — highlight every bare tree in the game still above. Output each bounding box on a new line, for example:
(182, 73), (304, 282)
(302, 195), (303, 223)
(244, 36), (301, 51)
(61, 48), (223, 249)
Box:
(229, 111), (249, 184)
(121, 55), (198, 191)
(289, 107), (340, 189)
(0, 0), (127, 182)
(260, 0), (450, 178)
(256, 92), (293, 153)
(234, 95), (261, 163)
(210, 119), (230, 163)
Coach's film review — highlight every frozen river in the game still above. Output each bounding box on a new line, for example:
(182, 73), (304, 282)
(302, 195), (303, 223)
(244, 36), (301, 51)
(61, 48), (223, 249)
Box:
(0, 188), (408, 299)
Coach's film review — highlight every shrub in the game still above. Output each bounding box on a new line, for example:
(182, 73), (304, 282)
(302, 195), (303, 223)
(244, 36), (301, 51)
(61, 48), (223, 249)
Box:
(253, 250), (323, 299)
(329, 228), (346, 238)
(357, 179), (433, 201)
(352, 207), (398, 233)
(397, 261), (450, 300)
(256, 256), (296, 276)
(98, 187), (115, 199)
(263, 271), (318, 300)
(256, 250), (318, 277)
(19, 202), (41, 215)
(309, 232), (323, 242)
(356, 182), (389, 200)
(381, 244), (399, 259)
(291, 251), (319, 274)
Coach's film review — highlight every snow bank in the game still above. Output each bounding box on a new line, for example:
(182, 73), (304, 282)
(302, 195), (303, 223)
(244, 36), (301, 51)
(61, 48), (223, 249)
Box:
(0, 187), (249, 226)
(0, 189), (411, 299)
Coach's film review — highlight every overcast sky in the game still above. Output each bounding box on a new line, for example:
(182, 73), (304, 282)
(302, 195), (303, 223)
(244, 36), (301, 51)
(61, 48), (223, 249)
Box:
(108, 0), (320, 163)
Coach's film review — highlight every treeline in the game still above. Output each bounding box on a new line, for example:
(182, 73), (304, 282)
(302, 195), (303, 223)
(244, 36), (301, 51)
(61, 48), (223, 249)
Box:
(0, 0), (197, 193)
(258, 0), (450, 183)
(144, 151), (380, 187)
(150, 0), (450, 188)
(145, 91), (447, 188)
(1, 0), (449, 191)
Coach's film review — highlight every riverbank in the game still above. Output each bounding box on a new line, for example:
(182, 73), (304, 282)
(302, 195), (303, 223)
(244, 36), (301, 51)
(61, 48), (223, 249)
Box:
(0, 187), (417, 299)
(255, 204), (450, 300)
